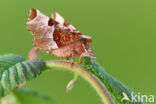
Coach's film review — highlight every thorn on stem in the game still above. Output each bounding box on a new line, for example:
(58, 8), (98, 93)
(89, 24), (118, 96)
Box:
(28, 48), (39, 60)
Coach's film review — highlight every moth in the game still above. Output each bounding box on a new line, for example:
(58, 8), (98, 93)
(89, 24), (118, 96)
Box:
(27, 9), (93, 61)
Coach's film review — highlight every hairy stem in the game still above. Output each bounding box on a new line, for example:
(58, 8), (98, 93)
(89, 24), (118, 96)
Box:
(45, 61), (114, 104)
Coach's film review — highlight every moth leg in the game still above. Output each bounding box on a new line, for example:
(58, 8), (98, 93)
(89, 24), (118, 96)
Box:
(76, 57), (82, 64)
(82, 43), (88, 52)
(81, 44), (95, 58)
(76, 43), (86, 64)
(70, 54), (74, 66)
(71, 53), (74, 62)
(65, 57), (70, 62)
(77, 43), (95, 64)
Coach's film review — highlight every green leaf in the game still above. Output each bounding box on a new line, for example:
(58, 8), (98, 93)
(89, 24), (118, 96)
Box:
(80, 56), (144, 104)
(0, 88), (53, 104)
(0, 54), (45, 97)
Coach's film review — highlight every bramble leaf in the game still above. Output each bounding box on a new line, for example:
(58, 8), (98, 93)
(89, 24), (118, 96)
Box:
(1, 88), (53, 104)
(80, 57), (144, 104)
(0, 54), (45, 97)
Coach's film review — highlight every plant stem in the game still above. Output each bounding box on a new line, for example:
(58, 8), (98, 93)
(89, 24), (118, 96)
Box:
(46, 61), (114, 104)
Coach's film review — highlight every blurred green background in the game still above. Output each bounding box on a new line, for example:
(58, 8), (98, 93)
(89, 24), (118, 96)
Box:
(0, 0), (156, 104)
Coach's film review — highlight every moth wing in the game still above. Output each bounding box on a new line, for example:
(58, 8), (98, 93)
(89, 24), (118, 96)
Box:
(52, 12), (81, 35)
(26, 9), (58, 52)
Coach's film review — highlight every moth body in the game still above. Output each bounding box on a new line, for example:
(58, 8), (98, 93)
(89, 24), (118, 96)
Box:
(27, 9), (93, 59)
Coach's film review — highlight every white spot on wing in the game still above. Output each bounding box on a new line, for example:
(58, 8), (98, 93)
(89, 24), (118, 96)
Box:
(54, 13), (64, 25)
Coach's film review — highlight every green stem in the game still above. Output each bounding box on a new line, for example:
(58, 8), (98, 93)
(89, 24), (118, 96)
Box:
(46, 61), (114, 104)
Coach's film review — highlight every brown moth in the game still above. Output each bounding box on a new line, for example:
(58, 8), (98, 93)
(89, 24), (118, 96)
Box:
(26, 9), (93, 60)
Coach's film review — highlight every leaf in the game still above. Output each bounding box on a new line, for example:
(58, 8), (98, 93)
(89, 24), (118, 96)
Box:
(80, 56), (144, 104)
(0, 88), (53, 104)
(0, 54), (45, 97)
